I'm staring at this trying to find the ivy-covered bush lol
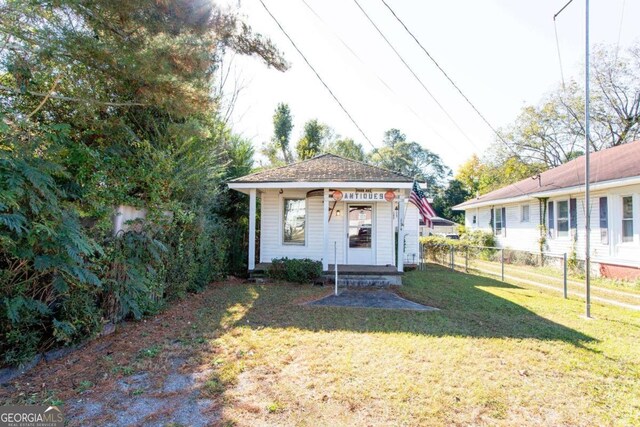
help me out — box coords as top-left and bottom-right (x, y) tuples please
(268, 258), (323, 284)
(420, 230), (498, 264)
(0, 0), (285, 367)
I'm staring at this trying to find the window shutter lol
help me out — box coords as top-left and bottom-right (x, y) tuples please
(599, 197), (608, 245)
(548, 201), (554, 237)
(502, 207), (506, 237)
(570, 198), (577, 241)
(490, 208), (494, 231)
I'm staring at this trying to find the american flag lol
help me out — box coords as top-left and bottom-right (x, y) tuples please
(409, 181), (436, 227)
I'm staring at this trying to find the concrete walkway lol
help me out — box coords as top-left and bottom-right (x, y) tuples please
(307, 289), (438, 311)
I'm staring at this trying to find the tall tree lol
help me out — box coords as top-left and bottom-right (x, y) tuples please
(268, 102), (294, 164)
(296, 119), (325, 160)
(0, 0), (286, 364)
(456, 153), (546, 195)
(500, 42), (640, 168)
(432, 179), (470, 224)
(325, 137), (365, 161)
(369, 128), (450, 193)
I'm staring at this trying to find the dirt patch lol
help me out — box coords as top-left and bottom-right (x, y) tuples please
(0, 278), (248, 424)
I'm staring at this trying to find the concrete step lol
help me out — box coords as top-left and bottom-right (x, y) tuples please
(323, 274), (402, 287)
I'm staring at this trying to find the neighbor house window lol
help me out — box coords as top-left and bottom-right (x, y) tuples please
(521, 205), (530, 222)
(494, 208), (503, 235)
(472, 215), (477, 225)
(283, 198), (305, 245)
(622, 196), (634, 243)
(557, 200), (569, 237)
(599, 197), (608, 245)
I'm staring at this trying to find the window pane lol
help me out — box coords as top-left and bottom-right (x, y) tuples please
(622, 197), (633, 242)
(557, 201), (569, 236)
(495, 208), (502, 235)
(283, 199), (305, 244)
(521, 205), (529, 222)
(623, 196), (633, 219)
(349, 206), (372, 248)
(599, 197), (608, 245)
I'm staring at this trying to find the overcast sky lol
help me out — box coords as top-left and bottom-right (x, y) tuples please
(217, 0), (639, 173)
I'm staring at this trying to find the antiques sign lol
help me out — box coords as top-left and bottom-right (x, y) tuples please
(332, 190), (396, 202)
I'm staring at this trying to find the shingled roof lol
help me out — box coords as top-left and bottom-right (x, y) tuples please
(230, 153), (414, 183)
(455, 141), (640, 209)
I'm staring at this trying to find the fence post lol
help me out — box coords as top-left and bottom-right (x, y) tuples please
(450, 245), (454, 271)
(465, 247), (469, 273)
(501, 249), (505, 281)
(563, 252), (568, 299)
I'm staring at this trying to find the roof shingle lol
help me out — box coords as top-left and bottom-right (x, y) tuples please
(230, 153), (414, 183)
(455, 141), (640, 209)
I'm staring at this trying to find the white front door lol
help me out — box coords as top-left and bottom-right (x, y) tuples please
(347, 204), (374, 264)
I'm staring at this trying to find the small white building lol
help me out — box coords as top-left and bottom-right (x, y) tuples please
(228, 154), (421, 278)
(453, 141), (640, 280)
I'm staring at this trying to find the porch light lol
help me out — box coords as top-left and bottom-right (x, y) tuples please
(336, 209), (341, 217)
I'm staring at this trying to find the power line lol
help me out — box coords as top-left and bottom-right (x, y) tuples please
(377, 0), (532, 197)
(299, 0), (452, 146)
(352, 0), (479, 151)
(553, 0), (575, 20)
(379, 0), (524, 160)
(257, 0), (378, 154)
(614, 0), (626, 63)
(553, 18), (567, 90)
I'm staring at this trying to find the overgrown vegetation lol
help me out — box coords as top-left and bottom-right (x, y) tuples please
(0, 0), (285, 366)
(420, 231), (497, 263)
(267, 258), (323, 284)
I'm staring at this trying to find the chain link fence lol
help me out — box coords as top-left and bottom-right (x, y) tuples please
(420, 243), (571, 299)
(418, 242), (640, 310)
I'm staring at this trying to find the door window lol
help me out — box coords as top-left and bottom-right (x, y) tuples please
(348, 205), (372, 248)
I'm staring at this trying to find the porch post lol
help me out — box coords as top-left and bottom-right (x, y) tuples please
(323, 188), (329, 271)
(397, 195), (405, 272)
(248, 188), (256, 271)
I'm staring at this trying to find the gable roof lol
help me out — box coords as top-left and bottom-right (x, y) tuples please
(229, 153), (414, 184)
(454, 141), (640, 210)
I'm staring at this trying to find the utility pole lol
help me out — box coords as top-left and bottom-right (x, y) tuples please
(584, 0), (591, 318)
(554, 0), (591, 318)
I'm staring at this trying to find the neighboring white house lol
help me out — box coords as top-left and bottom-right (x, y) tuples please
(453, 141), (640, 280)
(228, 154), (421, 274)
(419, 216), (460, 237)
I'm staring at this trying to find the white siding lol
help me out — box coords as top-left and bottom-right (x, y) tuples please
(259, 188), (408, 267)
(328, 201), (346, 265)
(260, 189), (323, 263)
(403, 203), (420, 263)
(376, 202), (394, 265)
(460, 182), (640, 268)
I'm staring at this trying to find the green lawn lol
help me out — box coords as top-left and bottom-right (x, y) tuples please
(195, 265), (640, 425)
(4, 265), (639, 426)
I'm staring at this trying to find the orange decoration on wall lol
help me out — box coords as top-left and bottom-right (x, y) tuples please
(384, 190), (396, 202)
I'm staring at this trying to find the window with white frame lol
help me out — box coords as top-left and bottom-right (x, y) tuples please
(622, 196), (634, 243)
(521, 205), (530, 222)
(556, 200), (569, 237)
(494, 208), (503, 235)
(472, 215), (477, 225)
(283, 198), (305, 245)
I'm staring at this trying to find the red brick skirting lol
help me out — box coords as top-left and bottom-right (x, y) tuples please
(599, 263), (640, 281)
